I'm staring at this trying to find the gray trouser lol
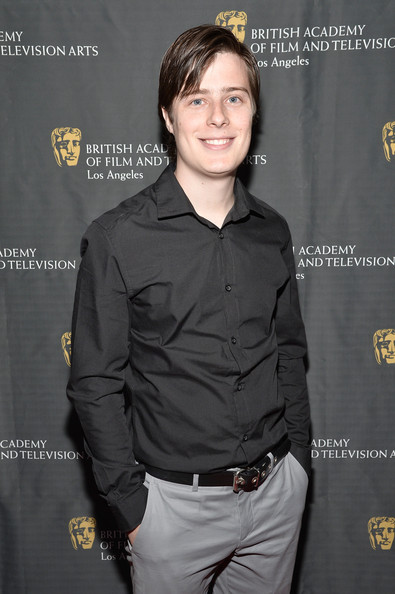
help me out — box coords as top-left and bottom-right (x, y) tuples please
(129, 452), (308, 594)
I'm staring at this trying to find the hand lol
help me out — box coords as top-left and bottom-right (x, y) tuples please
(127, 525), (141, 546)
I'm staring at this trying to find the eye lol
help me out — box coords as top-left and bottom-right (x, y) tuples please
(191, 98), (204, 106)
(228, 96), (241, 104)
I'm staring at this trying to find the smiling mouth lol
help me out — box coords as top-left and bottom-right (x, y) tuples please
(202, 138), (232, 147)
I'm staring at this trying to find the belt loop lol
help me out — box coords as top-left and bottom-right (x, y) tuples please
(192, 473), (199, 492)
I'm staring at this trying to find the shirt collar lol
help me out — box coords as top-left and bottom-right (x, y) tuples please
(155, 165), (266, 222)
(155, 165), (195, 219)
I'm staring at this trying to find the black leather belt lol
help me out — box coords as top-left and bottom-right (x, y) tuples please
(145, 437), (290, 493)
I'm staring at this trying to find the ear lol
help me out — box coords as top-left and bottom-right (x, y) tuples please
(161, 107), (174, 135)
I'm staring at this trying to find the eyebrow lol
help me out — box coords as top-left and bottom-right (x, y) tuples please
(185, 86), (250, 96)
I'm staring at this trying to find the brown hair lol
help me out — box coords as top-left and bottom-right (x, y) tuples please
(158, 24), (260, 160)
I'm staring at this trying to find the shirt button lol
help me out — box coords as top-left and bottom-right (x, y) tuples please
(243, 435), (248, 441)
(231, 336), (237, 344)
(225, 284), (232, 292)
(218, 232), (224, 239)
(237, 383), (244, 391)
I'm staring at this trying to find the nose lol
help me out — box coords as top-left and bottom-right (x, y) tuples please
(207, 100), (229, 127)
(67, 141), (75, 154)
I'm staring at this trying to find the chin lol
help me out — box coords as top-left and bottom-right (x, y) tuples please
(205, 167), (237, 178)
(204, 159), (240, 174)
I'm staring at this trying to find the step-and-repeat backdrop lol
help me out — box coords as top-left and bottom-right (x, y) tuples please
(1, 1), (394, 592)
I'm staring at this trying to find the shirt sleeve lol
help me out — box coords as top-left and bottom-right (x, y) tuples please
(66, 221), (147, 532)
(276, 224), (311, 475)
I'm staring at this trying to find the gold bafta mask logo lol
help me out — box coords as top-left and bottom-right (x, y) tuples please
(61, 332), (72, 367)
(382, 122), (395, 162)
(368, 517), (395, 551)
(69, 516), (96, 550)
(373, 329), (395, 365)
(215, 11), (247, 43)
(51, 127), (82, 167)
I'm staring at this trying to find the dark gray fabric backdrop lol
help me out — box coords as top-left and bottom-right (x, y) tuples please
(1, 1), (394, 592)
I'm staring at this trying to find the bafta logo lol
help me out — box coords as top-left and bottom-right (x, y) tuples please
(215, 11), (247, 43)
(373, 329), (395, 365)
(368, 517), (395, 551)
(69, 516), (96, 550)
(61, 332), (72, 367)
(51, 127), (82, 167)
(382, 121), (395, 162)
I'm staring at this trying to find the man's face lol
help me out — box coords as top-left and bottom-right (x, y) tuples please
(373, 521), (395, 550)
(225, 17), (246, 43)
(163, 52), (253, 184)
(56, 132), (81, 166)
(378, 333), (395, 364)
(74, 520), (95, 549)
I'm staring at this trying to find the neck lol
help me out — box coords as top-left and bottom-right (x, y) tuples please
(174, 166), (236, 228)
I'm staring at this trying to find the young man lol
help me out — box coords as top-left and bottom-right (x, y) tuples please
(67, 25), (310, 593)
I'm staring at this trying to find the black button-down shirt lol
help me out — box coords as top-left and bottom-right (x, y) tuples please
(67, 165), (310, 531)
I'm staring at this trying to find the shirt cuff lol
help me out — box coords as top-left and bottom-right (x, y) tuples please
(107, 483), (148, 532)
(290, 442), (312, 477)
